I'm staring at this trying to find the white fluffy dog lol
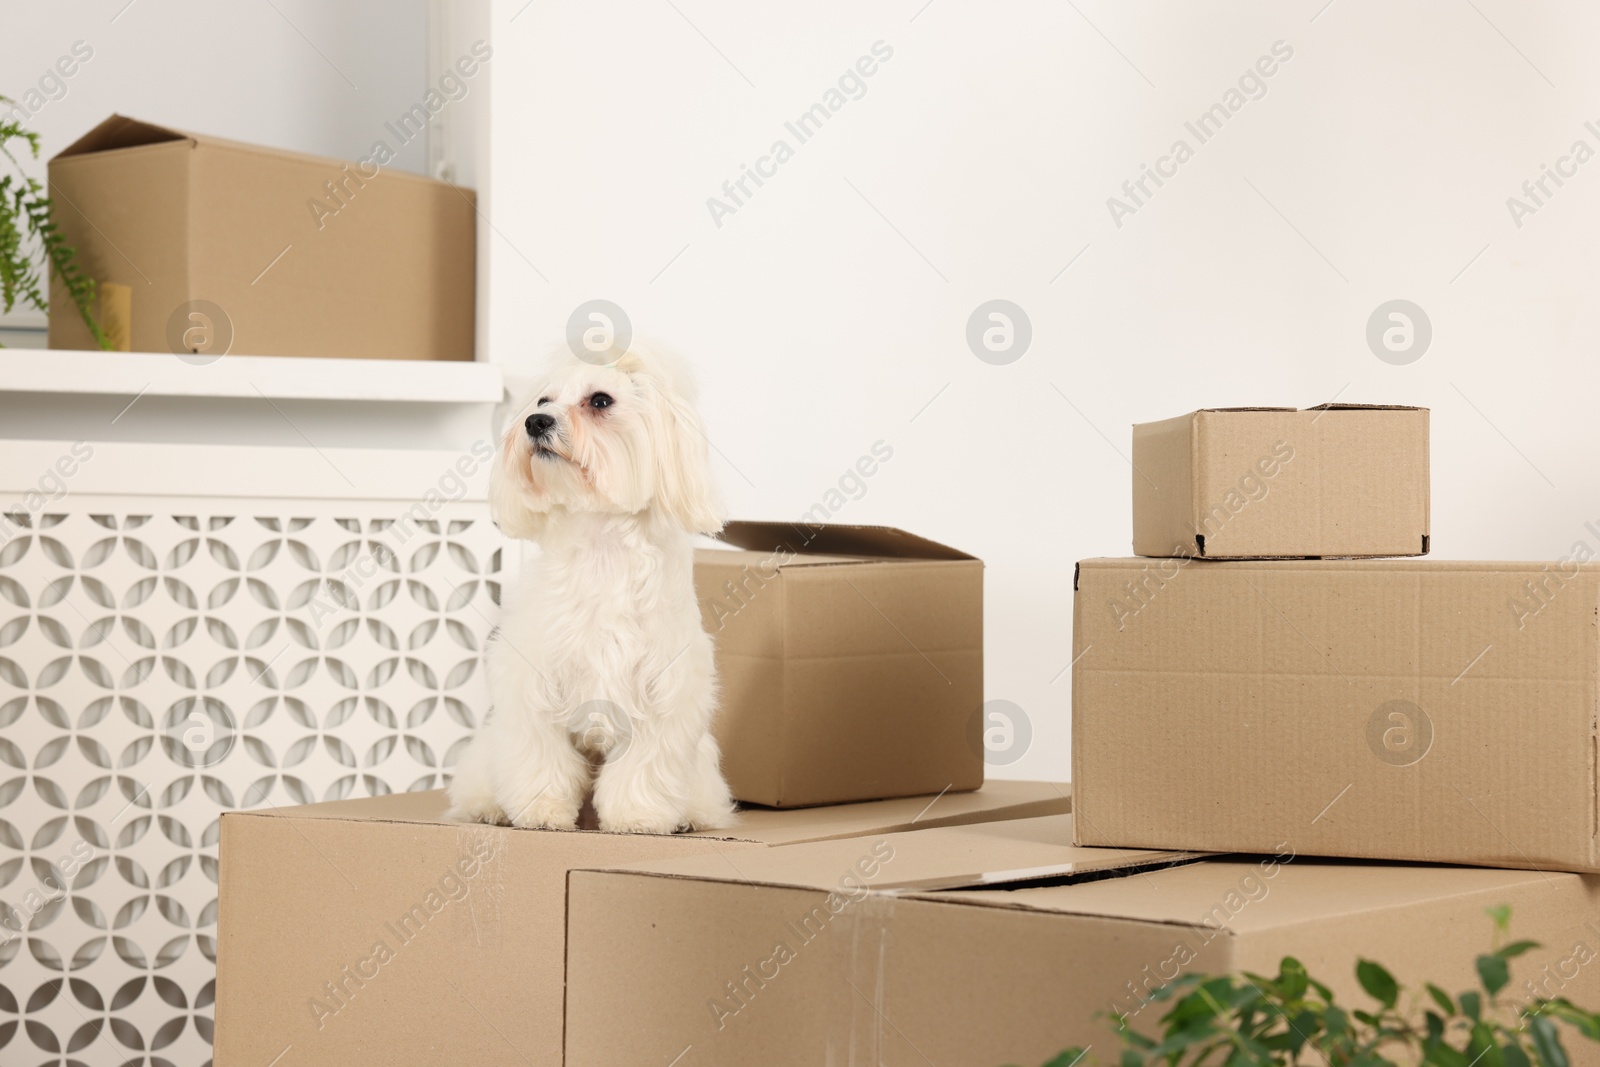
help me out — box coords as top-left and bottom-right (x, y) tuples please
(446, 344), (735, 834)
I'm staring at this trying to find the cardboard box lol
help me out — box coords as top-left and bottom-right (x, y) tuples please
(48, 114), (475, 361)
(213, 781), (1069, 1066)
(1132, 405), (1429, 559)
(1074, 557), (1600, 871)
(695, 521), (983, 807)
(567, 813), (1600, 1066)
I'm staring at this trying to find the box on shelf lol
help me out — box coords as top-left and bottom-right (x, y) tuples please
(1074, 557), (1600, 871)
(566, 812), (1600, 1066)
(48, 114), (475, 361)
(1132, 405), (1429, 559)
(695, 521), (984, 807)
(213, 782), (1070, 1066)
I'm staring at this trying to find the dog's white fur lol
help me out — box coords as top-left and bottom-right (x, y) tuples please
(446, 344), (735, 834)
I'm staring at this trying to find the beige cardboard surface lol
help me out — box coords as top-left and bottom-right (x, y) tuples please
(1074, 557), (1600, 870)
(1132, 406), (1429, 559)
(566, 816), (1600, 1067)
(48, 114), (475, 361)
(696, 521), (984, 807)
(213, 781), (1070, 1066)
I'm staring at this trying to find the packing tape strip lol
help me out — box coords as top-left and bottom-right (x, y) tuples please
(831, 889), (900, 1066)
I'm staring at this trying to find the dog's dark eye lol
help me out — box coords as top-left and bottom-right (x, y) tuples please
(589, 392), (613, 410)
(536, 397), (550, 407)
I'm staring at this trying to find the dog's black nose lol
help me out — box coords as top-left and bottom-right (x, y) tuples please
(525, 413), (555, 439)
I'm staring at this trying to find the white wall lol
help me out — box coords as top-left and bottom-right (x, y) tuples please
(0, 0), (431, 336)
(485, 0), (1600, 782)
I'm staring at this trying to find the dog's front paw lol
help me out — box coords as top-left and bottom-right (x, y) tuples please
(447, 798), (508, 825)
(597, 801), (685, 835)
(682, 805), (736, 832)
(506, 791), (581, 830)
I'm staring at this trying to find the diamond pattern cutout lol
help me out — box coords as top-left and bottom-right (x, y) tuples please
(0, 509), (500, 1065)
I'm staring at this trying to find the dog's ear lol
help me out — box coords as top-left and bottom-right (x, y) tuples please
(622, 349), (725, 535)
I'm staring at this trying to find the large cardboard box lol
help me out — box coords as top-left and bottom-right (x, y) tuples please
(1132, 405), (1429, 559)
(695, 521), (983, 807)
(567, 813), (1600, 1066)
(48, 114), (475, 360)
(213, 781), (1069, 1066)
(1074, 557), (1600, 871)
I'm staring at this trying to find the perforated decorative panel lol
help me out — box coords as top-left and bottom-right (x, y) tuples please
(0, 500), (501, 1066)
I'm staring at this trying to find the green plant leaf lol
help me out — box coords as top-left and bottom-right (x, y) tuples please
(1149, 1022), (1223, 1060)
(1423, 1044), (1473, 1067)
(1470, 1022), (1507, 1067)
(1498, 940), (1542, 961)
(1478, 955), (1511, 997)
(1278, 957), (1310, 1002)
(1357, 960), (1400, 1009)
(1122, 1028), (1156, 1051)
(1487, 905), (1512, 932)
(1540, 999), (1600, 1041)
(1427, 984), (1456, 1016)
(1504, 1042), (1532, 1067)
(1285, 1009), (1322, 1055)
(1529, 1016), (1569, 1067)
(1462, 992), (1483, 1021)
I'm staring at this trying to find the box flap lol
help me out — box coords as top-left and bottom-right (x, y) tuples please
(924, 858), (1563, 932)
(584, 813), (1196, 891)
(696, 546), (878, 569)
(1304, 403), (1427, 412)
(1197, 406), (1297, 413)
(53, 114), (192, 159)
(1196, 405), (1428, 413)
(223, 780), (1071, 846)
(716, 520), (974, 562)
(52, 113), (453, 186)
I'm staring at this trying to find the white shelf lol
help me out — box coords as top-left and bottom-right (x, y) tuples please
(0, 348), (504, 404)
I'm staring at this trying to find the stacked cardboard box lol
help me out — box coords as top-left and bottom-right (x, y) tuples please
(1076, 403), (1600, 873)
(217, 409), (1600, 1065)
(554, 403), (1600, 1065)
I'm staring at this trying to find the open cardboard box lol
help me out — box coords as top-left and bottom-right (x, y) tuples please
(1132, 405), (1429, 559)
(696, 521), (984, 807)
(213, 781), (1070, 1066)
(566, 813), (1600, 1066)
(48, 114), (475, 360)
(1075, 557), (1600, 871)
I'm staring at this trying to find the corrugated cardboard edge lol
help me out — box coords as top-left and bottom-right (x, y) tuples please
(1420, 407), (1432, 552)
(217, 780), (1070, 845)
(1130, 414), (1195, 558)
(715, 520), (976, 562)
(52, 112), (463, 190)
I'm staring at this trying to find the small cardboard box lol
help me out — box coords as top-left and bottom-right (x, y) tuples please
(1132, 405), (1429, 559)
(48, 114), (475, 360)
(213, 781), (1069, 1066)
(1074, 557), (1600, 871)
(566, 813), (1600, 1067)
(695, 521), (983, 807)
